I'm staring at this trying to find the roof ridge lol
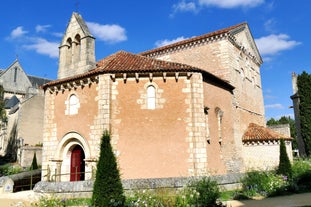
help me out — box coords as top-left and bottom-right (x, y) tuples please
(140, 22), (247, 56)
(43, 50), (234, 91)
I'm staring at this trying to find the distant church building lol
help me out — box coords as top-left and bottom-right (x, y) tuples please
(41, 13), (292, 183)
(0, 60), (50, 166)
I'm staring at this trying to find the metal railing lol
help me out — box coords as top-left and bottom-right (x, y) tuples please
(11, 170), (41, 192)
(46, 168), (94, 182)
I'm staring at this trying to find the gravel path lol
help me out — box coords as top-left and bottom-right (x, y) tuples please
(0, 190), (41, 207)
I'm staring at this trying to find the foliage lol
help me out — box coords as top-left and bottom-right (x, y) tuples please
(31, 196), (68, 207)
(31, 196), (91, 207)
(0, 85), (7, 122)
(277, 139), (292, 178)
(266, 116), (297, 148)
(126, 178), (221, 207)
(91, 130), (125, 207)
(175, 177), (222, 207)
(240, 171), (289, 197)
(290, 158), (311, 192)
(31, 152), (39, 170)
(126, 190), (166, 207)
(297, 71), (311, 156)
(0, 164), (23, 176)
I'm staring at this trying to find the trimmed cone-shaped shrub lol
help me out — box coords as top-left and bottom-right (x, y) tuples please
(277, 139), (292, 178)
(92, 130), (125, 207)
(31, 152), (38, 170)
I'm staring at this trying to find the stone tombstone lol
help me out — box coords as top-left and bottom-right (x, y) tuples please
(0, 177), (14, 193)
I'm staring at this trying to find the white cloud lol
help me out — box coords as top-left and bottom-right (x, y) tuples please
(36, 25), (51, 33)
(265, 103), (284, 109)
(23, 38), (59, 58)
(264, 19), (277, 33)
(155, 36), (188, 47)
(10, 26), (28, 39)
(198, 0), (264, 8)
(86, 22), (127, 44)
(255, 34), (301, 56)
(171, 0), (199, 16)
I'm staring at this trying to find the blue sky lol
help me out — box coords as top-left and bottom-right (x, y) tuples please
(0, 0), (310, 121)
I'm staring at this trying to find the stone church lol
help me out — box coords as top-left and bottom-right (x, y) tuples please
(41, 13), (292, 183)
(0, 60), (50, 166)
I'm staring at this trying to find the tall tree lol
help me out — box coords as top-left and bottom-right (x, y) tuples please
(31, 152), (38, 170)
(277, 139), (292, 178)
(297, 71), (311, 156)
(92, 130), (125, 207)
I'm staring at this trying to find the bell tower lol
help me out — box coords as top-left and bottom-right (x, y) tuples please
(58, 12), (96, 79)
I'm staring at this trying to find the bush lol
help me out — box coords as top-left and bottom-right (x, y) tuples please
(91, 130), (125, 207)
(31, 196), (67, 207)
(290, 159), (311, 192)
(240, 171), (288, 197)
(0, 164), (23, 176)
(126, 190), (166, 207)
(175, 177), (221, 207)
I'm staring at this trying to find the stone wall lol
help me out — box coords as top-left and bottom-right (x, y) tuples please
(18, 94), (45, 146)
(33, 173), (244, 197)
(243, 140), (293, 171)
(268, 124), (291, 137)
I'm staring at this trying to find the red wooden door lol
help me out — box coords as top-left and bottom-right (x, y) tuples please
(70, 145), (85, 181)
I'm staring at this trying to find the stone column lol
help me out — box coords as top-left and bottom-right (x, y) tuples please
(51, 160), (62, 182)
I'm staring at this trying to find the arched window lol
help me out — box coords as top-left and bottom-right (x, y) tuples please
(73, 34), (81, 62)
(215, 107), (224, 143)
(66, 38), (73, 66)
(68, 94), (79, 115)
(147, 85), (156, 109)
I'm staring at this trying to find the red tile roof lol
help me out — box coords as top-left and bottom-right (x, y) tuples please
(96, 50), (199, 72)
(140, 22), (247, 56)
(242, 123), (292, 142)
(43, 51), (234, 90)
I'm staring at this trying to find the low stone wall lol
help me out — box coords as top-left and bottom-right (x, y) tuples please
(0, 169), (41, 193)
(33, 173), (244, 198)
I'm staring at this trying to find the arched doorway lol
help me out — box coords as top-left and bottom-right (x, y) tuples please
(70, 145), (85, 181)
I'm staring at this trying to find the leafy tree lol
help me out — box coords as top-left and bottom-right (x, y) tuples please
(266, 116), (297, 148)
(0, 85), (7, 122)
(92, 130), (125, 207)
(297, 71), (311, 155)
(266, 118), (278, 126)
(277, 139), (292, 178)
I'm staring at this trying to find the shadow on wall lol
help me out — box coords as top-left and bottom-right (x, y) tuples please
(0, 121), (18, 164)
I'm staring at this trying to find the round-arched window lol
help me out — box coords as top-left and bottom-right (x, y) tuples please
(147, 85), (156, 110)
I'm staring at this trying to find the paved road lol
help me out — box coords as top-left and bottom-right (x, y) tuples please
(226, 192), (311, 207)
(1, 191), (311, 207)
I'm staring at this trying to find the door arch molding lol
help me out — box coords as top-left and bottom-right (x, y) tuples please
(55, 132), (91, 161)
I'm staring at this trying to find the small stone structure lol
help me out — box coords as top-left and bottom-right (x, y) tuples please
(0, 176), (14, 193)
